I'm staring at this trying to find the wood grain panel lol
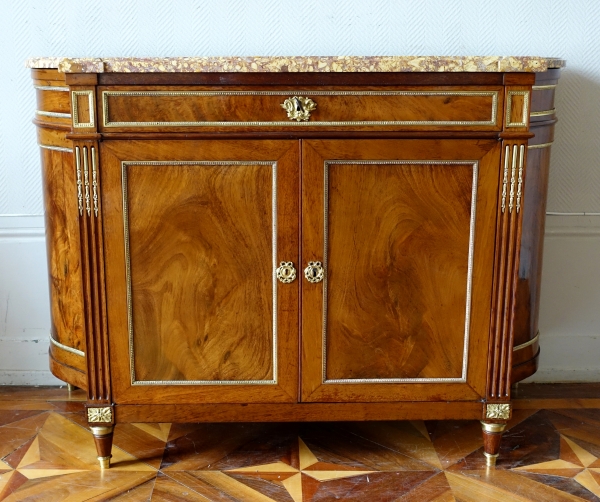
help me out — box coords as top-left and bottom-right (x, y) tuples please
(325, 161), (474, 381)
(301, 140), (500, 403)
(102, 140), (298, 404)
(125, 161), (275, 382)
(99, 86), (502, 132)
(40, 148), (86, 355)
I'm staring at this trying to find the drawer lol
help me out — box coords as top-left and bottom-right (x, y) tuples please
(99, 86), (503, 132)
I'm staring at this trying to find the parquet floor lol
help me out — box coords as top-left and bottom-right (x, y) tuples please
(1, 386), (600, 501)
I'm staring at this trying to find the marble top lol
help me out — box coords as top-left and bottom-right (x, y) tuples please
(26, 56), (566, 73)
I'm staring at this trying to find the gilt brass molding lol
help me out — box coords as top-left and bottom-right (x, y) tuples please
(528, 141), (553, 150)
(530, 108), (556, 117)
(513, 331), (540, 352)
(72, 90), (95, 128)
(35, 110), (71, 119)
(486, 403), (511, 419)
(506, 90), (530, 128)
(38, 144), (72, 153)
(102, 90), (498, 128)
(49, 334), (85, 357)
(87, 407), (113, 423)
(33, 85), (69, 92)
(122, 160), (279, 386)
(532, 84), (557, 90)
(321, 160), (478, 385)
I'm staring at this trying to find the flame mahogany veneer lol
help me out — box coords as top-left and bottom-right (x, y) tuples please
(30, 59), (562, 468)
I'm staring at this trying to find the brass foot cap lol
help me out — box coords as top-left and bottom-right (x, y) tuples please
(67, 384), (77, 392)
(484, 452), (498, 467)
(98, 456), (111, 469)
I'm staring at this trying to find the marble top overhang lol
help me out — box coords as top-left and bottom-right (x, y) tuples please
(26, 56), (566, 74)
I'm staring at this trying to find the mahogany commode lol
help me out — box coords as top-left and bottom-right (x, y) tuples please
(27, 55), (565, 469)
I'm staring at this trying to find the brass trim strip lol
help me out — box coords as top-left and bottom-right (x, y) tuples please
(516, 145), (524, 213)
(72, 90), (95, 128)
(506, 90), (530, 128)
(532, 84), (557, 90)
(513, 331), (540, 352)
(528, 142), (553, 150)
(36, 110), (71, 119)
(122, 160), (278, 386)
(83, 147), (91, 216)
(102, 90), (499, 128)
(530, 108), (556, 117)
(322, 160), (478, 385)
(34, 85), (69, 92)
(49, 334), (85, 357)
(38, 143), (72, 153)
(91, 147), (99, 217)
(509, 145), (517, 212)
(501, 145), (509, 213)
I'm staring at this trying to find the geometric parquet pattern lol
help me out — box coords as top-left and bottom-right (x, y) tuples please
(1, 388), (600, 501)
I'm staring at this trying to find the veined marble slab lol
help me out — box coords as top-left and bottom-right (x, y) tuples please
(26, 56), (565, 73)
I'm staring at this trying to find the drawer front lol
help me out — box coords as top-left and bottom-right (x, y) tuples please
(100, 87), (503, 132)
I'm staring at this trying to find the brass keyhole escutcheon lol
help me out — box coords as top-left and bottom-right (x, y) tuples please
(281, 96), (317, 121)
(276, 261), (297, 283)
(304, 261), (324, 283)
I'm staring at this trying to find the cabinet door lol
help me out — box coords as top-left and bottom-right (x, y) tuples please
(301, 139), (500, 402)
(101, 140), (299, 404)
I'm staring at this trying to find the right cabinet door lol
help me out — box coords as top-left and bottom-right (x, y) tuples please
(301, 139), (501, 402)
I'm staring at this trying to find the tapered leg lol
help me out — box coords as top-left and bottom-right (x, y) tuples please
(90, 425), (114, 469)
(481, 421), (506, 467)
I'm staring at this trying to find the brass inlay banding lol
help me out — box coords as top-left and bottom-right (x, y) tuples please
(38, 144), (72, 153)
(102, 90), (499, 128)
(91, 147), (99, 217)
(530, 108), (556, 117)
(516, 145), (524, 213)
(83, 147), (91, 216)
(501, 145), (509, 213)
(513, 331), (540, 352)
(34, 85), (69, 92)
(35, 110), (71, 119)
(49, 334), (85, 357)
(505, 90), (530, 128)
(72, 90), (95, 128)
(322, 160), (478, 384)
(532, 84), (557, 90)
(75, 147), (83, 216)
(528, 142), (553, 150)
(509, 145), (517, 213)
(122, 160), (278, 386)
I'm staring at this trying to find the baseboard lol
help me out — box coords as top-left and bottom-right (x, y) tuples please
(0, 370), (63, 386)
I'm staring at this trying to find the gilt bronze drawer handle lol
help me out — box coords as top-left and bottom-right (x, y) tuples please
(276, 261), (297, 283)
(281, 96), (317, 121)
(304, 261), (324, 283)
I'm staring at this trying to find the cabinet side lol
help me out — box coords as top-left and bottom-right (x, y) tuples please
(511, 68), (561, 383)
(33, 68), (87, 389)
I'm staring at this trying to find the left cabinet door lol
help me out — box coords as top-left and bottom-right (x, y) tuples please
(101, 140), (299, 404)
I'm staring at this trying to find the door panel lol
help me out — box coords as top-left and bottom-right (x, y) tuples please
(103, 140), (299, 404)
(301, 140), (500, 402)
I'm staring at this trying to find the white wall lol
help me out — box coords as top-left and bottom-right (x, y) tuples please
(0, 0), (599, 384)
